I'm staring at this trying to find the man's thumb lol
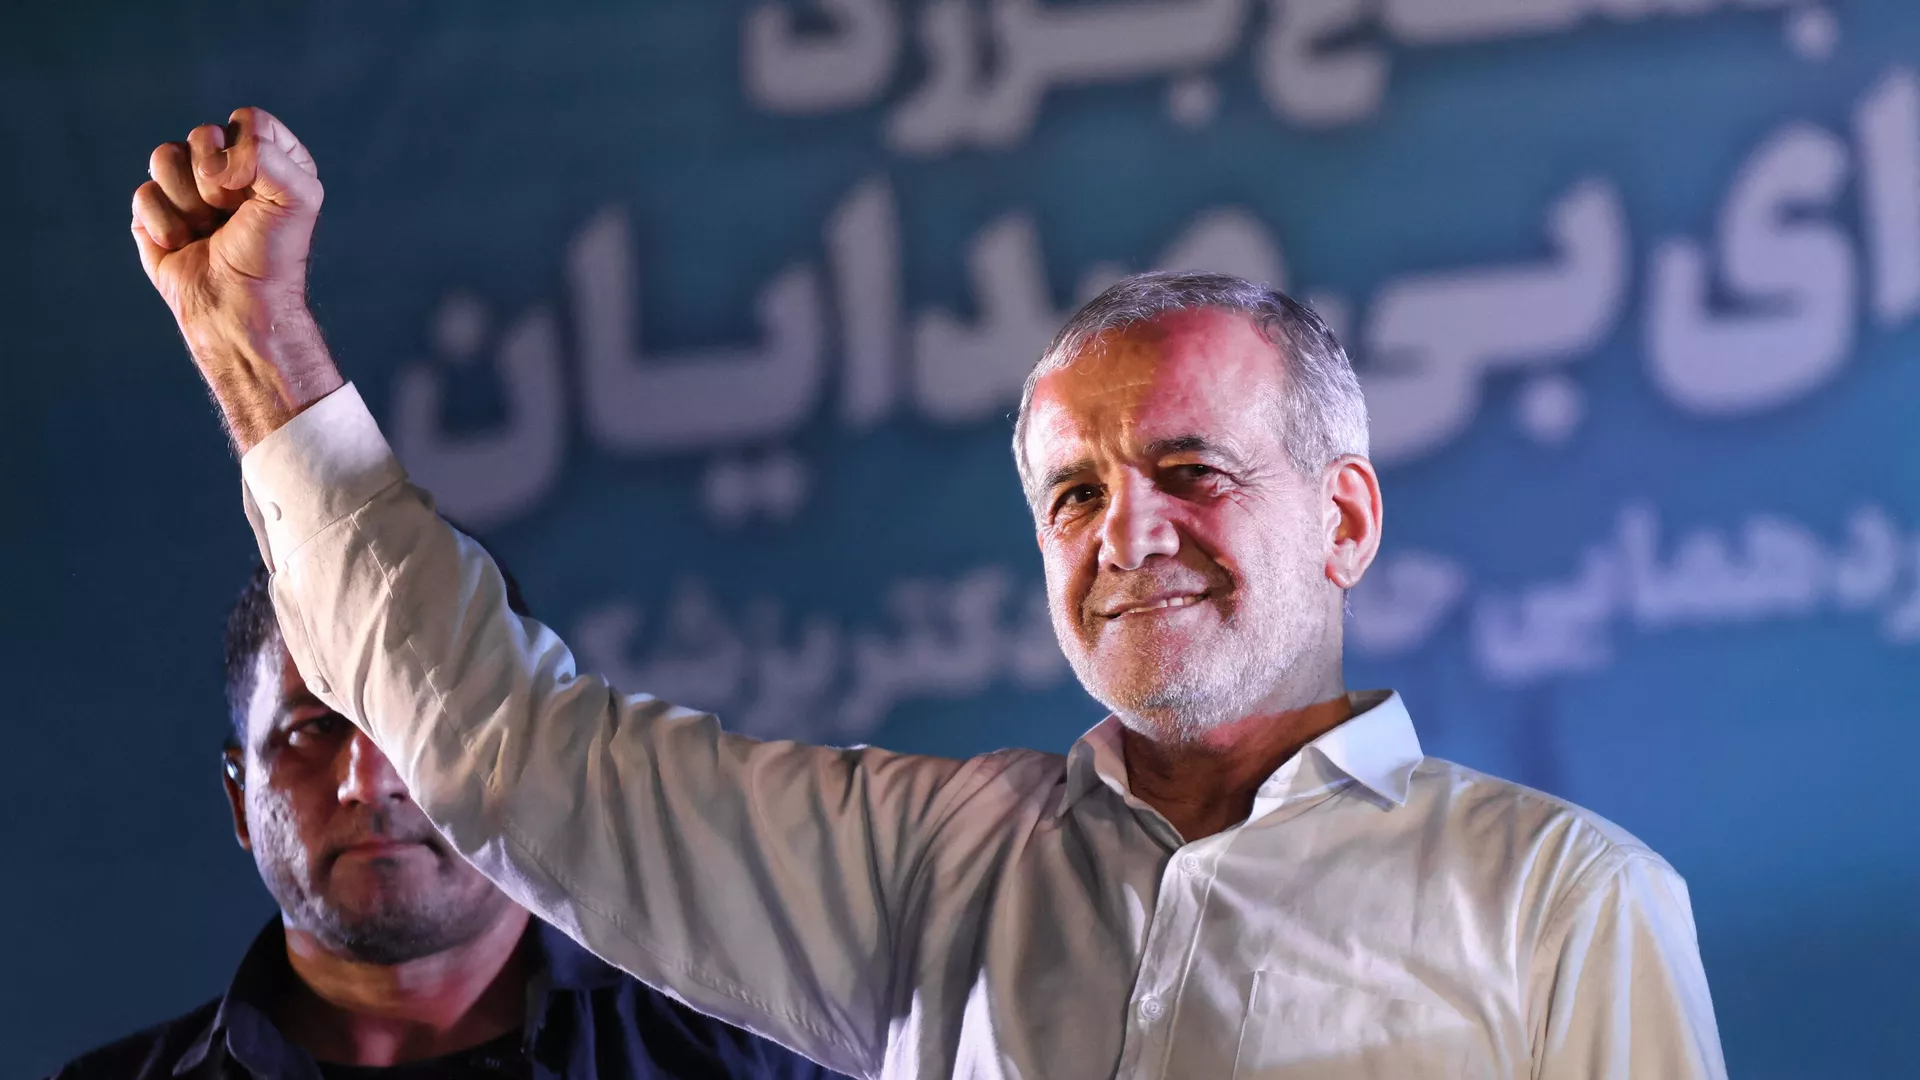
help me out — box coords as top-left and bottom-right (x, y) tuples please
(221, 108), (324, 214)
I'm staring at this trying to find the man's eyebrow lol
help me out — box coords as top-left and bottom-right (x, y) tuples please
(1040, 459), (1095, 494)
(1039, 437), (1250, 493)
(1147, 435), (1248, 468)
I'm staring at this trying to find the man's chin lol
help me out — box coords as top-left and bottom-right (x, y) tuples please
(1089, 643), (1213, 694)
(302, 895), (473, 963)
(1103, 644), (1278, 725)
(304, 869), (513, 962)
(1091, 674), (1228, 730)
(318, 887), (440, 929)
(330, 919), (456, 965)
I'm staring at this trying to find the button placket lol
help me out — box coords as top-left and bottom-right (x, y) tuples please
(1115, 848), (1211, 1077)
(1134, 843), (1224, 1074)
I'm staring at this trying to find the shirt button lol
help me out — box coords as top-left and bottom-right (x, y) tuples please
(1138, 995), (1165, 1021)
(266, 501), (283, 521)
(1179, 854), (1203, 875)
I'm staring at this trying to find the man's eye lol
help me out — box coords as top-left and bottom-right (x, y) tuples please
(288, 713), (346, 744)
(1052, 484), (1101, 515)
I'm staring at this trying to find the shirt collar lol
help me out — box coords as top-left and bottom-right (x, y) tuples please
(1303, 690), (1422, 806)
(1060, 716), (1129, 815)
(172, 918), (310, 1078)
(171, 915), (618, 1076)
(1058, 689), (1423, 817)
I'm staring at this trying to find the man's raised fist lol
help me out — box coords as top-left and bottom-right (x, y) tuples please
(132, 106), (321, 328)
(131, 107), (340, 451)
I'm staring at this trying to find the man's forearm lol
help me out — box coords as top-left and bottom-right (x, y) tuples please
(184, 300), (343, 454)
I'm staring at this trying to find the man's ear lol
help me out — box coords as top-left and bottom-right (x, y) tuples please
(1323, 455), (1384, 590)
(222, 748), (252, 852)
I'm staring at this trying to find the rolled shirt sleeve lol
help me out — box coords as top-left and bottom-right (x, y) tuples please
(1528, 847), (1728, 1080)
(239, 385), (965, 1078)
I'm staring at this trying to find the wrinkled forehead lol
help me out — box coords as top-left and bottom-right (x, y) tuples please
(1025, 308), (1284, 469)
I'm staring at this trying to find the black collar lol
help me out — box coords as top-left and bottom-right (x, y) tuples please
(171, 915), (623, 1076)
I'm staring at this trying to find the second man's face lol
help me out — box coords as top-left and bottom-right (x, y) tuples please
(230, 641), (514, 963)
(1024, 309), (1342, 737)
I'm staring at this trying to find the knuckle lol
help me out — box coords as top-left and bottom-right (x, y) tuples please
(149, 142), (185, 173)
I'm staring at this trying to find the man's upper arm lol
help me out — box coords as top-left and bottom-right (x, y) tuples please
(1529, 848), (1728, 1080)
(239, 385), (974, 1077)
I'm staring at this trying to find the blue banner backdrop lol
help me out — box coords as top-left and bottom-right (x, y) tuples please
(3, 2), (1916, 1075)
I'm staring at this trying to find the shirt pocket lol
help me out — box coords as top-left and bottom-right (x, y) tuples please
(1230, 971), (1488, 1080)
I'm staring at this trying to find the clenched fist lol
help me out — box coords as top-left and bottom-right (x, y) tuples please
(132, 107), (342, 452)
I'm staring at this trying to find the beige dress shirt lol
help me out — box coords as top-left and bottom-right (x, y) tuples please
(238, 384), (1727, 1079)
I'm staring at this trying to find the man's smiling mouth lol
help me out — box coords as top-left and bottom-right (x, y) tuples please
(1105, 592), (1210, 618)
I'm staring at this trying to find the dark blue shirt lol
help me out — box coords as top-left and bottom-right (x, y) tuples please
(48, 918), (846, 1080)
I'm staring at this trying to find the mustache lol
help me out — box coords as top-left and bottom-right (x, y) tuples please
(320, 807), (448, 867)
(1084, 563), (1234, 616)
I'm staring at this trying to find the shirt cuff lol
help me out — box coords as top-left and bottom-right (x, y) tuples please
(240, 383), (408, 569)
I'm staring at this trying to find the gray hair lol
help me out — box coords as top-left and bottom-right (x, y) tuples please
(1012, 271), (1369, 507)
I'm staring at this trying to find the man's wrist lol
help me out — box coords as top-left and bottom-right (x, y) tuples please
(184, 299), (344, 453)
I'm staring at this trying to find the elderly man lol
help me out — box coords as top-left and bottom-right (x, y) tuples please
(52, 562), (844, 1079)
(130, 108), (1726, 1079)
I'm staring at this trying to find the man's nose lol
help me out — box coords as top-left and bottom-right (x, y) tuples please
(337, 729), (410, 806)
(1098, 472), (1181, 571)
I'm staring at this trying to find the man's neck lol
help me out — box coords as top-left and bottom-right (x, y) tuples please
(1121, 690), (1355, 843)
(278, 905), (533, 1067)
